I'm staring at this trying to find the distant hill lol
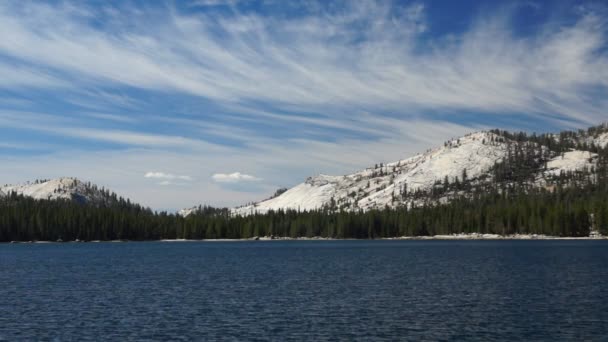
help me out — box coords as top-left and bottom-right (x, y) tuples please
(0, 177), (120, 206)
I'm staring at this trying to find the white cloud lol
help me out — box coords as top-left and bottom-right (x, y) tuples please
(189, 0), (241, 7)
(0, 111), (222, 150)
(0, 63), (67, 88)
(212, 172), (261, 183)
(85, 112), (137, 123)
(0, 1), (605, 125)
(144, 172), (193, 181)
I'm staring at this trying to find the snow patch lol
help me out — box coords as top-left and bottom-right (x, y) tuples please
(594, 132), (608, 148)
(544, 150), (596, 176)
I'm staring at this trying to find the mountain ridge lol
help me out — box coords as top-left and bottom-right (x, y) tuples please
(182, 124), (608, 216)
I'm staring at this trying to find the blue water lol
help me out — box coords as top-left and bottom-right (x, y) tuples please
(1, 240), (608, 341)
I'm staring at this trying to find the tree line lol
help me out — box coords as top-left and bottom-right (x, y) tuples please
(1, 181), (606, 242)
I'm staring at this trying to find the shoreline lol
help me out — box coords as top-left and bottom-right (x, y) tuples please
(3, 233), (607, 244)
(383, 233), (607, 240)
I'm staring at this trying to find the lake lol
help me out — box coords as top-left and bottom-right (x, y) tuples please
(1, 240), (607, 341)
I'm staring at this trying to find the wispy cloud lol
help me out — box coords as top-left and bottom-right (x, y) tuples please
(212, 172), (261, 183)
(0, 1), (606, 125)
(189, 0), (242, 7)
(0, 63), (67, 88)
(144, 172), (193, 181)
(85, 112), (137, 123)
(0, 110), (222, 149)
(144, 171), (194, 187)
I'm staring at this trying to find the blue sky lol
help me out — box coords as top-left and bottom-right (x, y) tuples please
(1, 0), (607, 211)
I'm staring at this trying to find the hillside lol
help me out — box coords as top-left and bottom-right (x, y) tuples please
(233, 132), (505, 215)
(216, 124), (608, 216)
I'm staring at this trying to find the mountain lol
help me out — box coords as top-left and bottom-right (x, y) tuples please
(188, 124), (607, 217)
(234, 132), (505, 215)
(0, 177), (117, 205)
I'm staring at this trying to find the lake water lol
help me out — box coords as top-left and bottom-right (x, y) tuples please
(1, 240), (608, 341)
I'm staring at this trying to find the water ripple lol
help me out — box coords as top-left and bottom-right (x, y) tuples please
(1, 240), (608, 341)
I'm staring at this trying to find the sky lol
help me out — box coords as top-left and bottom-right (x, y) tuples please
(1, 0), (607, 211)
